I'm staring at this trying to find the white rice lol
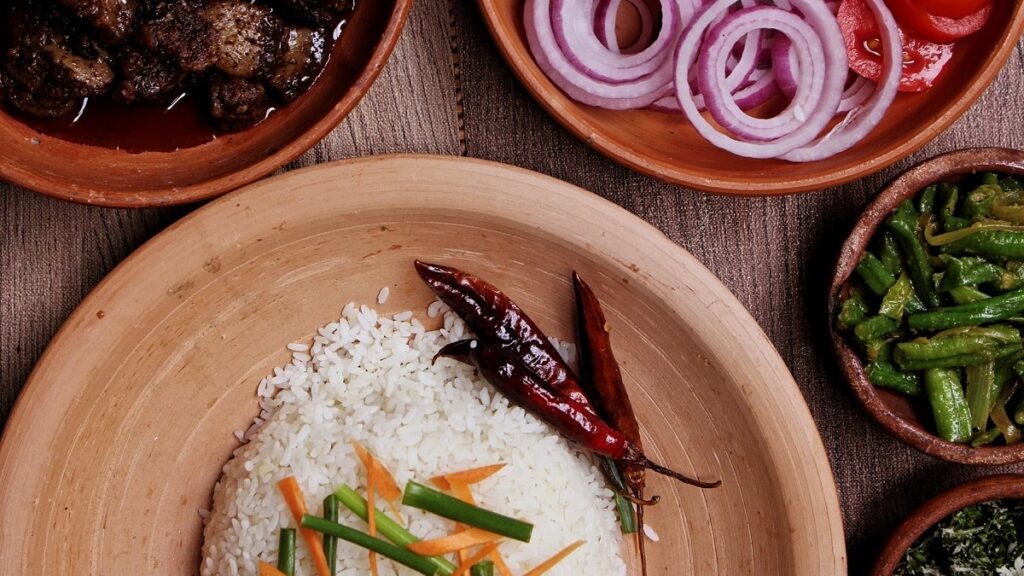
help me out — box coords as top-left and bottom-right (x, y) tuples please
(201, 301), (625, 576)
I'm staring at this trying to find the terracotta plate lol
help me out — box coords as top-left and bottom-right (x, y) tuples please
(0, 0), (411, 207)
(0, 155), (844, 574)
(477, 0), (1024, 195)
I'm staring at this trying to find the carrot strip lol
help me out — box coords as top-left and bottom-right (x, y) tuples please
(258, 560), (287, 576)
(367, 462), (379, 576)
(489, 549), (514, 576)
(450, 542), (502, 576)
(351, 441), (402, 502)
(406, 528), (502, 555)
(276, 477), (331, 576)
(430, 463), (506, 491)
(523, 541), (586, 576)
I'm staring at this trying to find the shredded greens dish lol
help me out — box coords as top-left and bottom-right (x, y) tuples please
(896, 500), (1024, 576)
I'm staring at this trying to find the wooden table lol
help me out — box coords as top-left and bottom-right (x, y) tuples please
(2, 2), (1023, 572)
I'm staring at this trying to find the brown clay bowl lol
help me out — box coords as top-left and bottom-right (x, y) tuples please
(0, 0), (411, 208)
(872, 474), (1024, 575)
(477, 0), (1024, 195)
(829, 147), (1024, 465)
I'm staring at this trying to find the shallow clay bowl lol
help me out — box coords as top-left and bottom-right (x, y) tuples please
(478, 0), (1024, 195)
(872, 473), (1024, 575)
(0, 155), (845, 574)
(829, 147), (1024, 465)
(0, 0), (410, 208)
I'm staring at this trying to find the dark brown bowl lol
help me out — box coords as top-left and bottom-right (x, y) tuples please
(829, 147), (1024, 465)
(872, 474), (1024, 575)
(0, 0), (411, 208)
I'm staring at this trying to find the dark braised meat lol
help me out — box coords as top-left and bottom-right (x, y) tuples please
(1, 0), (352, 130)
(112, 45), (189, 104)
(208, 75), (272, 130)
(57, 0), (138, 41)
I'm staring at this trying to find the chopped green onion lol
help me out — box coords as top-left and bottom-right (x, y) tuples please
(323, 495), (339, 576)
(471, 560), (495, 576)
(333, 484), (455, 576)
(602, 458), (637, 534)
(301, 515), (440, 576)
(277, 528), (296, 576)
(402, 481), (534, 543)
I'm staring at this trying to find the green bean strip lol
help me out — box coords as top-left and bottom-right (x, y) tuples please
(837, 287), (870, 330)
(864, 340), (891, 363)
(278, 528), (296, 576)
(471, 561), (495, 576)
(878, 232), (905, 276)
(971, 427), (1002, 447)
(949, 285), (990, 304)
(301, 515), (440, 576)
(918, 184), (938, 214)
(965, 362), (997, 431)
(944, 230), (1024, 260)
(323, 495), (338, 576)
(333, 485), (456, 576)
(856, 253), (897, 296)
(961, 184), (999, 220)
(923, 368), (972, 443)
(402, 481), (534, 543)
(939, 257), (1004, 291)
(894, 335), (1020, 371)
(887, 201), (941, 307)
(854, 315), (899, 344)
(880, 273), (917, 320)
(907, 287), (1024, 331)
(866, 362), (921, 396)
(938, 182), (959, 220)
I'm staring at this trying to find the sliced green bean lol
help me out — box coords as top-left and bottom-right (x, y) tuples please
(333, 484), (455, 575)
(278, 528), (296, 576)
(878, 231), (906, 276)
(939, 256), (1003, 291)
(949, 285), (990, 304)
(887, 200), (941, 308)
(907, 286), (1024, 331)
(301, 515), (440, 576)
(918, 184), (938, 214)
(938, 182), (959, 220)
(880, 273), (917, 320)
(865, 339), (892, 363)
(856, 253), (897, 296)
(961, 184), (999, 220)
(837, 286), (870, 330)
(944, 230), (1024, 260)
(965, 362), (997, 431)
(403, 481), (533, 543)
(854, 315), (899, 344)
(866, 362), (921, 396)
(923, 368), (972, 443)
(971, 427), (1002, 447)
(894, 335), (1020, 371)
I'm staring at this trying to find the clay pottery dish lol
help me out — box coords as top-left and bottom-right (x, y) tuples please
(872, 473), (1024, 575)
(477, 0), (1024, 195)
(0, 0), (411, 207)
(0, 155), (845, 574)
(829, 147), (1024, 465)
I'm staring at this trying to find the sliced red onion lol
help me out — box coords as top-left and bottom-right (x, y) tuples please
(780, 0), (899, 161)
(732, 68), (780, 110)
(772, 36), (799, 99)
(679, 0), (846, 156)
(649, 95), (682, 113)
(551, 0), (684, 83)
(838, 76), (874, 113)
(524, 0), (674, 109)
(595, 0), (655, 54)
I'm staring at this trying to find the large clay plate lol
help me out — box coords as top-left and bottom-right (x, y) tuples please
(476, 0), (1024, 195)
(0, 155), (845, 574)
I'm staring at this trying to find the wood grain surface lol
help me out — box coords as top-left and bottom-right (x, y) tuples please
(1, 0), (1022, 572)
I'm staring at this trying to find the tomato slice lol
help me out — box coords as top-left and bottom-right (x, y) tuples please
(838, 0), (954, 93)
(886, 0), (993, 43)
(910, 0), (991, 19)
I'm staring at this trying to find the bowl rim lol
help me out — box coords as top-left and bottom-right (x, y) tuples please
(871, 473), (1024, 576)
(475, 0), (1024, 196)
(829, 147), (1024, 465)
(0, 0), (413, 208)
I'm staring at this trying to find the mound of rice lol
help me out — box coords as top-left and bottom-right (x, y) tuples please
(200, 301), (626, 575)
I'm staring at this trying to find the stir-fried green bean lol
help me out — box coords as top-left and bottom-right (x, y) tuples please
(838, 172), (1024, 445)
